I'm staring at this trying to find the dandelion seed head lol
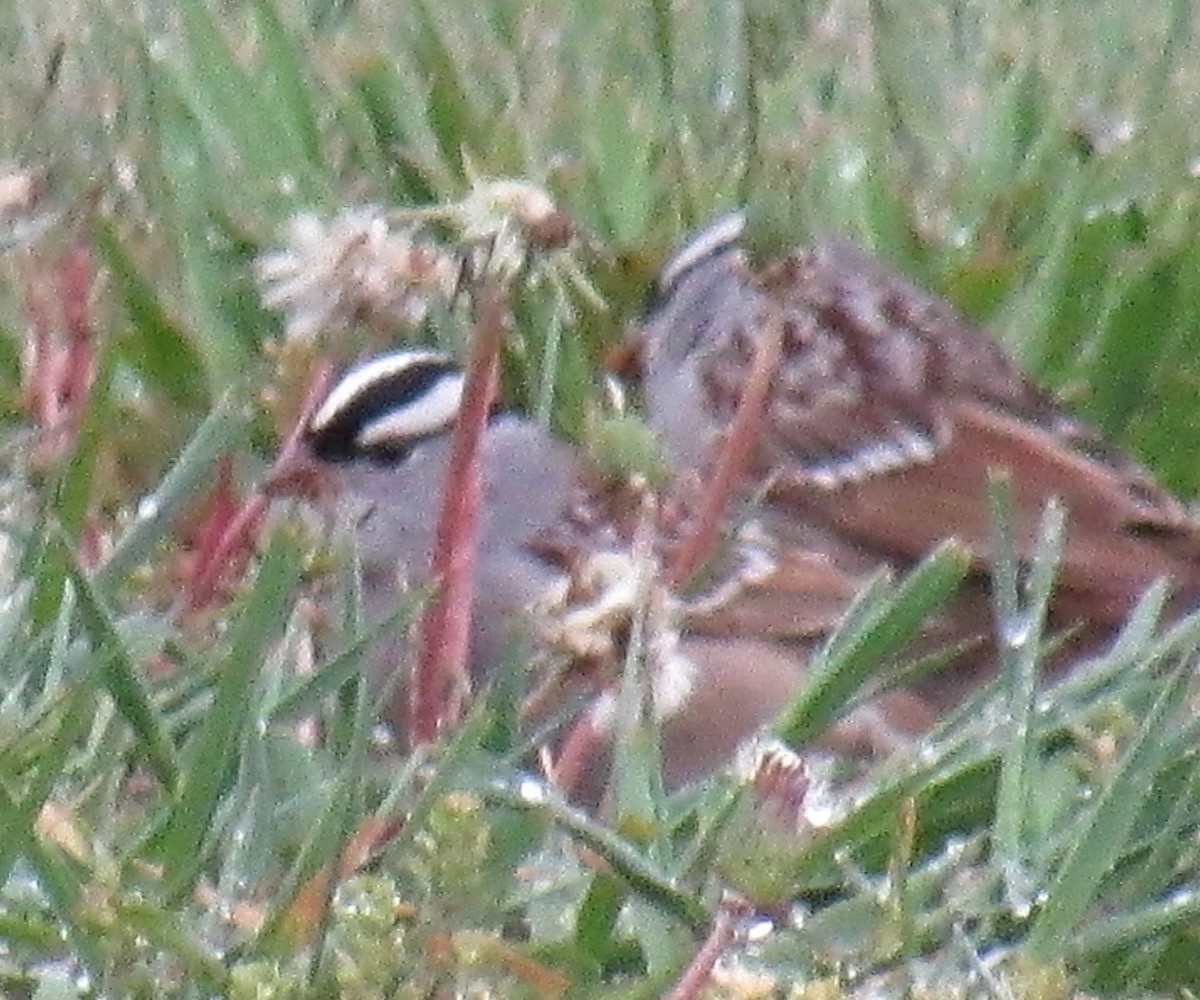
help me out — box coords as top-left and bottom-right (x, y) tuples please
(256, 206), (456, 342)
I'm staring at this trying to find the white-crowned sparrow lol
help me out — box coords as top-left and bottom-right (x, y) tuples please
(303, 349), (579, 737)
(302, 348), (925, 807)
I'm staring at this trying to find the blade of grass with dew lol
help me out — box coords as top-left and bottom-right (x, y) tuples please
(1072, 885), (1200, 963)
(151, 529), (304, 896)
(803, 833), (992, 960)
(795, 752), (1001, 891)
(776, 539), (970, 747)
(64, 540), (179, 791)
(990, 481), (1066, 916)
(1026, 650), (1194, 958)
(484, 777), (709, 934)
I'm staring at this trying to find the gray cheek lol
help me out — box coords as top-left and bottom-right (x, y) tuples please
(641, 264), (765, 475)
(328, 422), (580, 736)
(642, 367), (715, 473)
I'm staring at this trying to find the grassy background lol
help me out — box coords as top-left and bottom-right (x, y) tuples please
(2, 0), (1200, 996)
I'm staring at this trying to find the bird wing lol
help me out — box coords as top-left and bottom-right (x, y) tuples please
(685, 236), (1200, 628)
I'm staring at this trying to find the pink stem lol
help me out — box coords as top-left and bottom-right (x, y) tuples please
(662, 896), (752, 1000)
(60, 241), (96, 443)
(409, 281), (506, 745)
(187, 361), (334, 611)
(666, 315), (782, 588)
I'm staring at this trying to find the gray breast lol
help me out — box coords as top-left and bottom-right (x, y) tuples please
(335, 414), (577, 688)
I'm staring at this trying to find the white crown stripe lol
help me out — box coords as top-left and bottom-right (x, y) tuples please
(309, 349), (454, 433)
(658, 211), (747, 295)
(357, 371), (465, 447)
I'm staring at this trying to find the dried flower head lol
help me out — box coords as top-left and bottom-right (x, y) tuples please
(448, 178), (575, 284)
(536, 547), (696, 724)
(454, 178), (567, 243)
(256, 206), (456, 342)
(717, 742), (823, 907)
(743, 741), (811, 834)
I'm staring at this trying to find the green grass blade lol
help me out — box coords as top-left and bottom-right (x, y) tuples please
(93, 219), (210, 411)
(267, 592), (423, 723)
(152, 530), (303, 894)
(94, 393), (250, 593)
(1026, 654), (1193, 957)
(406, 0), (475, 182)
(991, 485), (1066, 915)
(1071, 884), (1200, 960)
(0, 685), (93, 887)
(65, 541), (179, 791)
(776, 540), (970, 746)
(484, 778), (709, 934)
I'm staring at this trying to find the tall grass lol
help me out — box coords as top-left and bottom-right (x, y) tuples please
(0, 0), (1199, 995)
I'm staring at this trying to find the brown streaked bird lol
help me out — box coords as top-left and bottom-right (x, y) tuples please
(639, 213), (1200, 709)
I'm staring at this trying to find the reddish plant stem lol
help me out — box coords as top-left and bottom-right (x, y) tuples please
(21, 241), (98, 464)
(186, 360), (334, 611)
(550, 711), (606, 801)
(409, 281), (506, 745)
(22, 263), (57, 426)
(665, 314), (783, 588)
(59, 242), (97, 442)
(184, 457), (241, 608)
(663, 895), (752, 1000)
